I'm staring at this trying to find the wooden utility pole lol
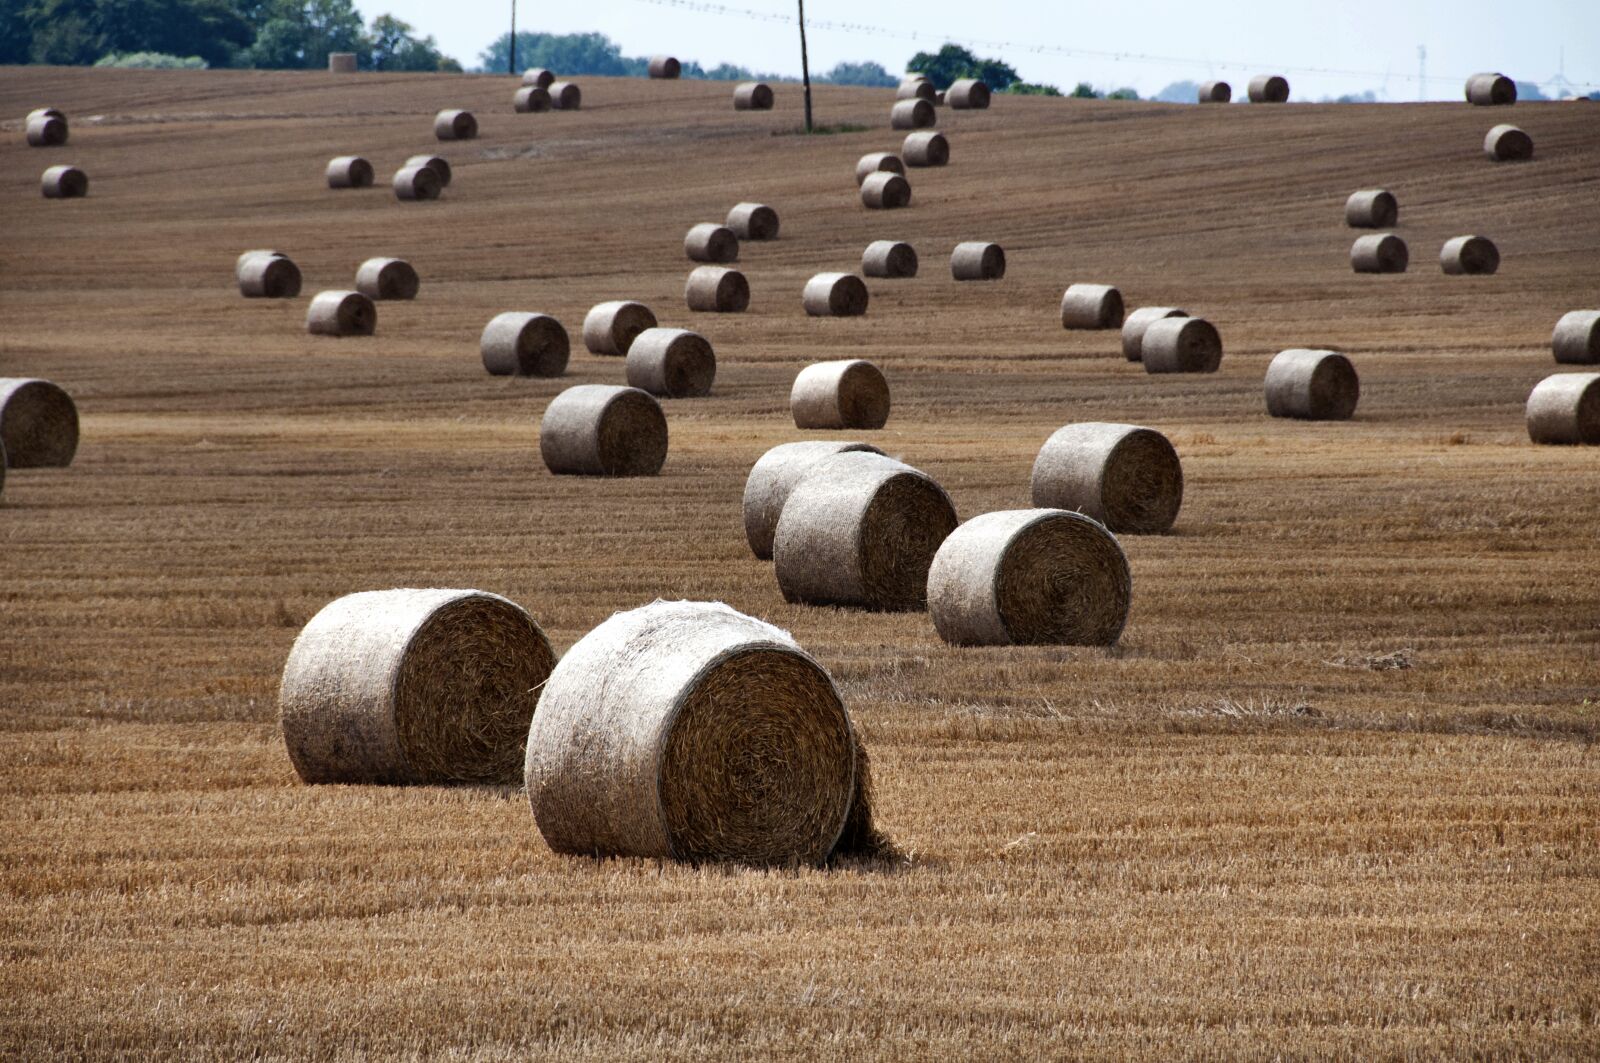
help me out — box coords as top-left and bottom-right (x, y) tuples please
(798, 0), (813, 132)
(510, 0), (517, 75)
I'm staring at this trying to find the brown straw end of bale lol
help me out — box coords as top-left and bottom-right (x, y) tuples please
(1526, 373), (1600, 445)
(480, 312), (571, 377)
(862, 240), (918, 278)
(0, 378), (79, 468)
(1350, 233), (1408, 273)
(325, 155), (374, 189)
(947, 79), (992, 109)
(514, 86), (552, 113)
(890, 98), (936, 129)
(685, 223), (740, 264)
(433, 109), (477, 141)
(1198, 80), (1232, 103)
(583, 300), (658, 356)
(355, 258), (419, 301)
(950, 242), (1005, 280)
(239, 254), (302, 299)
(1031, 422), (1183, 534)
(1466, 73), (1516, 105)
(725, 202), (779, 240)
(791, 359), (891, 429)
(1141, 317), (1222, 373)
(540, 384), (668, 476)
(733, 82), (774, 110)
(684, 266), (750, 313)
(855, 152), (905, 186)
(392, 164), (442, 201)
(802, 273), (869, 317)
(860, 171), (911, 209)
(1484, 124), (1532, 161)
(648, 55), (681, 79)
(901, 131), (949, 167)
(1345, 189), (1398, 228)
(1552, 311), (1600, 365)
(549, 82), (582, 110)
(1247, 74), (1290, 102)
(305, 291), (376, 337)
(1120, 307), (1188, 361)
(626, 328), (716, 398)
(522, 68), (555, 88)
(403, 155), (452, 187)
(1264, 349), (1360, 420)
(41, 165), (87, 198)
(1060, 284), (1125, 329)
(742, 440), (886, 560)
(1440, 235), (1500, 275)
(280, 588), (555, 785)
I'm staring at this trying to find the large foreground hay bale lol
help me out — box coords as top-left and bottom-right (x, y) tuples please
(525, 600), (863, 865)
(791, 359), (890, 429)
(1264, 349), (1360, 420)
(306, 291), (376, 337)
(1142, 317), (1222, 373)
(514, 86), (552, 113)
(480, 312), (570, 377)
(890, 98), (936, 129)
(1248, 75), (1290, 102)
(862, 240), (917, 278)
(726, 202), (779, 240)
(0, 378), (79, 468)
(860, 171), (911, 209)
(1552, 310), (1600, 365)
(549, 82), (582, 110)
(325, 155), (373, 189)
(392, 163), (442, 201)
(540, 385), (667, 475)
(280, 588), (555, 785)
(733, 82), (774, 110)
(1121, 306), (1187, 361)
(1351, 233), (1408, 273)
(1466, 73), (1515, 105)
(1484, 123), (1532, 161)
(523, 68), (555, 88)
(648, 55), (681, 79)
(238, 253), (301, 299)
(1030, 422), (1182, 534)
(355, 257), (419, 301)
(1198, 80), (1231, 103)
(626, 328), (716, 397)
(583, 300), (657, 356)
(742, 440), (886, 560)
(403, 154), (452, 187)
(947, 79), (991, 109)
(433, 109), (477, 140)
(897, 78), (936, 102)
(327, 52), (356, 73)
(684, 266), (750, 312)
(26, 114), (67, 147)
(901, 130), (948, 167)
(685, 222), (739, 263)
(951, 241), (1005, 280)
(40, 165), (86, 198)
(802, 273), (869, 317)
(855, 151), (904, 185)
(1525, 373), (1600, 445)
(1440, 235), (1499, 275)
(1060, 284), (1124, 329)
(774, 452), (958, 611)
(928, 509), (1131, 646)
(1345, 189), (1397, 228)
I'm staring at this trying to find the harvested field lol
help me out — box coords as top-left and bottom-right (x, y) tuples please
(1, 68), (1597, 1059)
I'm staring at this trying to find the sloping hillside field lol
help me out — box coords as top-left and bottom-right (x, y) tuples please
(2, 69), (1597, 1057)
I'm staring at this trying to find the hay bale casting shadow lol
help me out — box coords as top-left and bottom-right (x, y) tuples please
(481, 312), (570, 377)
(802, 273), (869, 317)
(1526, 373), (1600, 445)
(862, 240), (918, 278)
(1264, 349), (1360, 420)
(1060, 284), (1124, 329)
(1030, 422), (1182, 534)
(305, 291), (376, 337)
(625, 328), (716, 398)
(1552, 310), (1600, 365)
(684, 266), (749, 313)
(540, 385), (668, 475)
(355, 257), (419, 300)
(791, 359), (890, 429)
(742, 440), (886, 560)
(583, 300), (657, 356)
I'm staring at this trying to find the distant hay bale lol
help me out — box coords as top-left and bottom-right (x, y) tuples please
(802, 273), (869, 317)
(648, 55), (681, 79)
(1247, 75), (1290, 103)
(354, 257), (419, 301)
(685, 222), (739, 263)
(855, 151), (905, 186)
(901, 130), (948, 167)
(524, 599), (861, 866)
(1552, 310), (1600, 365)
(403, 154), (451, 187)
(774, 451), (958, 611)
(1142, 317), (1222, 374)
(947, 79), (991, 109)
(733, 82), (774, 110)
(433, 109), (478, 141)
(950, 241), (1005, 280)
(549, 82), (582, 110)
(626, 328), (716, 397)
(1466, 73), (1515, 105)
(860, 172), (911, 209)
(514, 86), (552, 113)
(540, 384), (668, 476)
(238, 254), (302, 298)
(684, 265), (750, 312)
(392, 163), (442, 201)
(1484, 124), (1532, 161)
(1030, 422), (1182, 534)
(583, 300), (657, 356)
(742, 440), (886, 560)
(890, 98), (936, 130)
(327, 52), (357, 73)
(862, 240), (917, 278)
(1121, 306), (1187, 361)
(1060, 284), (1125, 329)
(1440, 235), (1499, 275)
(1350, 233), (1408, 273)
(280, 588), (555, 785)
(236, 248), (283, 278)
(325, 155), (374, 189)
(1198, 80), (1232, 103)
(897, 78), (936, 102)
(791, 359), (890, 429)
(726, 202), (779, 240)
(928, 509), (1131, 646)
(480, 312), (570, 377)
(1526, 373), (1600, 445)
(306, 291), (376, 337)
(522, 68), (555, 88)
(40, 165), (86, 199)
(26, 107), (65, 124)
(1264, 349), (1360, 420)
(1345, 189), (1397, 228)
(26, 114), (67, 147)
(0, 378), (79, 468)
(935, 90), (947, 106)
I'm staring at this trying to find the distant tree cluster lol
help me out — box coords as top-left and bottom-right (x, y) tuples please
(906, 43), (1019, 91)
(1070, 82), (1140, 100)
(476, 31), (894, 87)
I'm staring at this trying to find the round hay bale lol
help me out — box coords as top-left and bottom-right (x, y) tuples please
(392, 163), (442, 201)
(306, 291), (376, 337)
(802, 273), (869, 317)
(648, 55), (681, 79)
(855, 152), (905, 186)
(583, 300), (657, 356)
(0, 378), (79, 468)
(354, 257), (419, 301)
(26, 115), (67, 147)
(540, 384), (667, 476)
(862, 240), (917, 278)
(514, 86), (552, 113)
(239, 254), (302, 299)
(327, 52), (356, 73)
(684, 266), (750, 312)
(1484, 123), (1532, 161)
(935, 90), (947, 106)
(236, 248), (283, 278)
(951, 241), (1005, 281)
(685, 223), (739, 264)
(774, 451), (958, 611)
(1350, 233), (1408, 273)
(325, 155), (373, 189)
(742, 440), (886, 560)
(524, 599), (858, 865)
(1198, 80), (1232, 103)
(433, 109), (477, 141)
(733, 82), (774, 110)
(947, 79), (991, 109)
(480, 312), (570, 377)
(1466, 73), (1515, 105)
(523, 68), (555, 88)
(897, 78), (936, 102)
(549, 82), (582, 110)
(1142, 317), (1222, 374)
(1060, 284), (1125, 329)
(1121, 306), (1188, 361)
(403, 154), (451, 187)
(791, 359), (890, 430)
(1030, 422), (1182, 534)
(901, 130), (949, 167)
(1264, 349), (1360, 420)
(1345, 189), (1397, 228)
(890, 98), (936, 130)
(725, 202), (779, 240)
(1248, 75), (1290, 103)
(625, 327), (716, 398)
(27, 107), (65, 124)
(1552, 310), (1600, 365)
(40, 165), (86, 199)
(928, 509), (1131, 646)
(280, 588), (554, 785)
(1440, 235), (1500, 275)
(1526, 373), (1600, 445)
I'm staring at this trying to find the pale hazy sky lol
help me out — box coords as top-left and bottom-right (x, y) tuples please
(357, 0), (1599, 100)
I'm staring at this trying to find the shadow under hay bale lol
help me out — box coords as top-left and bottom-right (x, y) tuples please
(1121, 306), (1187, 361)
(392, 163), (442, 201)
(1351, 233), (1408, 273)
(951, 242), (1005, 280)
(1264, 349), (1360, 420)
(238, 253), (301, 299)
(684, 266), (749, 312)
(1061, 284), (1124, 329)
(734, 82), (774, 110)
(685, 223), (739, 264)
(1440, 235), (1499, 275)
(540, 384), (667, 475)
(626, 328), (716, 398)
(305, 291), (375, 337)
(791, 359), (890, 429)
(1142, 317), (1222, 373)
(403, 155), (451, 187)
(480, 312), (570, 377)
(0, 378), (79, 468)
(802, 273), (869, 317)
(1466, 73), (1516, 105)
(902, 130), (948, 167)
(1198, 81), (1231, 103)
(1345, 189), (1397, 228)
(1484, 124), (1532, 161)
(41, 165), (86, 198)
(855, 151), (904, 186)
(860, 171), (911, 209)
(1526, 373), (1600, 445)
(583, 300), (657, 356)
(1248, 75), (1290, 103)
(743, 440), (886, 560)
(862, 240), (918, 278)
(1030, 422), (1182, 534)
(355, 257), (419, 300)
(1552, 310), (1600, 365)
(433, 109), (477, 141)
(948, 79), (991, 109)
(725, 202), (779, 240)
(325, 155), (373, 189)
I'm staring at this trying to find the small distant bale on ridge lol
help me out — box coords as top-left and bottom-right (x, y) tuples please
(1466, 73), (1516, 105)
(1264, 349), (1360, 420)
(902, 131), (948, 167)
(1484, 124), (1532, 161)
(648, 56), (681, 79)
(890, 98), (936, 129)
(1198, 81), (1231, 103)
(327, 52), (356, 73)
(1248, 75), (1290, 103)
(947, 79), (991, 109)
(734, 82), (774, 110)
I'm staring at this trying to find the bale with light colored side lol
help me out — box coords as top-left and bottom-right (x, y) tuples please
(726, 202), (779, 240)
(404, 155), (451, 187)
(306, 291), (376, 337)
(897, 78), (936, 102)
(742, 440), (886, 559)
(1264, 349), (1360, 420)
(583, 300), (657, 356)
(1060, 284), (1124, 330)
(1466, 73), (1515, 105)
(1440, 235), (1499, 275)
(480, 312), (570, 377)
(685, 223), (739, 263)
(1351, 233), (1408, 273)
(862, 240), (917, 278)
(433, 109), (477, 141)
(539, 384), (668, 476)
(1198, 81), (1231, 103)
(947, 79), (991, 109)
(1484, 124), (1532, 161)
(1121, 307), (1187, 361)
(26, 114), (67, 147)
(890, 98), (936, 130)
(392, 163), (442, 201)
(1525, 373), (1600, 445)
(1030, 422), (1182, 535)
(522, 68), (555, 88)
(861, 172), (911, 209)
(684, 266), (750, 312)
(951, 242), (1005, 280)
(855, 151), (905, 186)
(549, 82), (582, 110)
(1552, 310), (1600, 365)
(901, 130), (948, 167)
(514, 86), (552, 113)
(325, 155), (374, 189)
(1142, 317), (1222, 374)
(1345, 189), (1397, 228)
(1248, 75), (1289, 102)
(40, 165), (86, 198)
(625, 328), (716, 398)
(0, 378), (79, 468)
(802, 273), (869, 317)
(648, 56), (681, 79)
(327, 52), (356, 73)
(791, 360), (890, 430)
(238, 253), (302, 299)
(355, 257), (419, 301)
(733, 82), (774, 110)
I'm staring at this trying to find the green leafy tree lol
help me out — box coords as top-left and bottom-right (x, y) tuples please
(822, 60), (896, 87)
(1105, 87), (1139, 100)
(0, 0), (35, 63)
(1006, 81), (1061, 96)
(246, 0), (363, 69)
(906, 43), (1018, 91)
(1070, 82), (1101, 98)
(477, 30), (634, 76)
(23, 0), (251, 67)
(366, 13), (450, 71)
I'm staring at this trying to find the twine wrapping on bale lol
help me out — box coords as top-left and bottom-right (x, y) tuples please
(540, 384), (667, 476)
(1060, 284), (1125, 330)
(325, 155), (373, 189)
(684, 266), (750, 312)
(947, 79), (991, 109)
(1142, 317), (1222, 374)
(433, 109), (477, 141)
(523, 68), (555, 88)
(0, 378), (79, 468)
(1248, 75), (1290, 103)
(1466, 73), (1516, 105)
(625, 328), (716, 398)
(890, 99), (936, 130)
(1264, 349), (1360, 420)
(1351, 233), (1408, 273)
(1345, 189), (1398, 228)
(1484, 124), (1532, 161)
(726, 202), (779, 240)
(791, 359), (890, 430)
(927, 509), (1132, 647)
(685, 223), (739, 264)
(1030, 422), (1182, 535)
(897, 78), (936, 102)
(862, 240), (918, 278)
(524, 599), (868, 866)
(951, 242), (1005, 280)
(327, 52), (356, 73)
(1440, 235), (1500, 275)
(549, 82), (582, 110)
(742, 440), (886, 560)
(355, 257), (419, 301)
(901, 130), (949, 167)
(481, 312), (570, 377)
(40, 165), (86, 199)
(774, 451), (958, 611)
(1121, 307), (1188, 361)
(26, 114), (67, 147)
(1552, 310), (1600, 365)
(734, 82), (774, 110)
(1525, 373), (1600, 445)
(306, 291), (376, 337)
(514, 86), (552, 113)
(238, 254), (302, 299)
(583, 300), (658, 356)
(802, 273), (869, 317)
(279, 588), (555, 785)
(855, 152), (905, 186)
(648, 55), (681, 79)
(1198, 80), (1232, 103)
(403, 155), (452, 187)
(393, 163), (442, 201)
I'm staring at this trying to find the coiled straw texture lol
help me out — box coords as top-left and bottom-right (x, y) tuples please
(1264, 349), (1360, 420)
(540, 384), (668, 475)
(1030, 422), (1182, 534)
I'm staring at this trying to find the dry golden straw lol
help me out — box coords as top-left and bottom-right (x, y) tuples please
(522, 68), (555, 88)
(1248, 75), (1290, 102)
(1030, 422), (1182, 534)
(1552, 310), (1600, 365)
(625, 328), (716, 398)
(1142, 317), (1222, 373)
(306, 291), (376, 337)
(648, 55), (681, 78)
(433, 109), (477, 141)
(901, 131), (949, 167)
(480, 312), (571, 377)
(890, 98), (936, 130)
(1351, 233), (1408, 273)
(1345, 189), (1397, 228)
(1466, 73), (1516, 105)
(1484, 124), (1532, 161)
(1525, 373), (1600, 445)
(26, 114), (67, 147)
(896, 78), (936, 102)
(1264, 349), (1360, 420)
(860, 172), (910, 210)
(947, 79), (992, 109)
(403, 154), (452, 187)
(685, 223), (739, 263)
(1440, 235), (1499, 275)
(791, 359), (890, 429)
(951, 242), (1005, 280)
(514, 86), (552, 113)
(549, 82), (582, 110)
(725, 202), (779, 240)
(40, 165), (86, 198)
(733, 82), (774, 110)
(238, 253), (302, 299)
(802, 273), (869, 317)
(684, 266), (749, 312)
(355, 258), (419, 301)
(862, 240), (918, 278)
(279, 588), (554, 785)
(392, 163), (442, 201)
(583, 300), (657, 356)
(325, 155), (373, 189)
(0, 378), (79, 468)
(540, 384), (668, 476)
(1060, 284), (1125, 329)
(742, 440), (886, 560)
(1198, 81), (1232, 103)
(855, 151), (904, 185)
(1121, 306), (1187, 361)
